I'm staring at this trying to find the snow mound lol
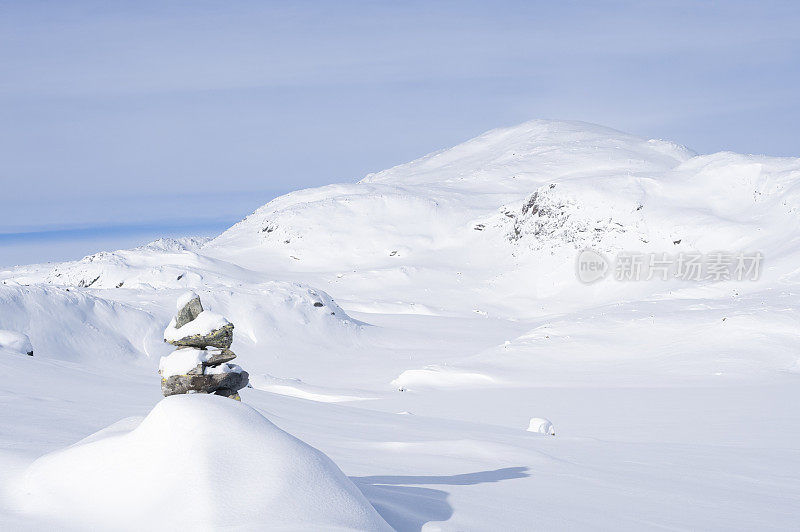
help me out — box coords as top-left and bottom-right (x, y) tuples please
(391, 365), (499, 390)
(0, 285), (160, 363)
(14, 394), (391, 531)
(527, 417), (556, 436)
(0, 330), (33, 356)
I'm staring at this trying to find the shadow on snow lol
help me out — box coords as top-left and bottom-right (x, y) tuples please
(352, 466), (529, 531)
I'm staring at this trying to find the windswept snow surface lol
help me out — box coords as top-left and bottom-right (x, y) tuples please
(1, 120), (800, 530)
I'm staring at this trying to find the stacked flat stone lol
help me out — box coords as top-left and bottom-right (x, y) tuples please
(159, 292), (248, 401)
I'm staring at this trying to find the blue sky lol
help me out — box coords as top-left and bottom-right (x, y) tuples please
(1, 0), (799, 266)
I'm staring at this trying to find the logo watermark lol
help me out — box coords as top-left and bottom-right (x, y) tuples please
(576, 249), (763, 283)
(576, 249), (610, 283)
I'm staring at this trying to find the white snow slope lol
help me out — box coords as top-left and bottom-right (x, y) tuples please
(13, 394), (390, 531)
(1, 120), (800, 530)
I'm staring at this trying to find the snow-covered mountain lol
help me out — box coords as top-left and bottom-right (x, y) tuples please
(2, 120), (800, 530)
(9, 120), (800, 308)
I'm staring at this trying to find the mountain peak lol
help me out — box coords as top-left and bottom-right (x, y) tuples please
(360, 119), (695, 188)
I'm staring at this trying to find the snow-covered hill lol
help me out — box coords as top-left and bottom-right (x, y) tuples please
(10, 120), (800, 314)
(2, 120), (800, 530)
(210, 120), (799, 273)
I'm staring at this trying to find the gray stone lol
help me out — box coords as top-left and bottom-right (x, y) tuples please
(175, 348), (237, 375)
(175, 295), (204, 329)
(161, 369), (249, 398)
(205, 348), (237, 367)
(166, 323), (234, 349)
(166, 347), (238, 376)
(213, 388), (242, 401)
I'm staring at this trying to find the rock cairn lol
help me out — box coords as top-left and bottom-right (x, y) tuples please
(159, 292), (248, 401)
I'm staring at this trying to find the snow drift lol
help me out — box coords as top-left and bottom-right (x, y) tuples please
(0, 284), (161, 363)
(0, 330), (33, 357)
(13, 394), (390, 531)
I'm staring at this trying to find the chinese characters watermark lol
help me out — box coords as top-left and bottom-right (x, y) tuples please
(576, 249), (763, 283)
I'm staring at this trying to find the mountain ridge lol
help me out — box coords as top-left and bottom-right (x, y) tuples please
(3, 119), (800, 316)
